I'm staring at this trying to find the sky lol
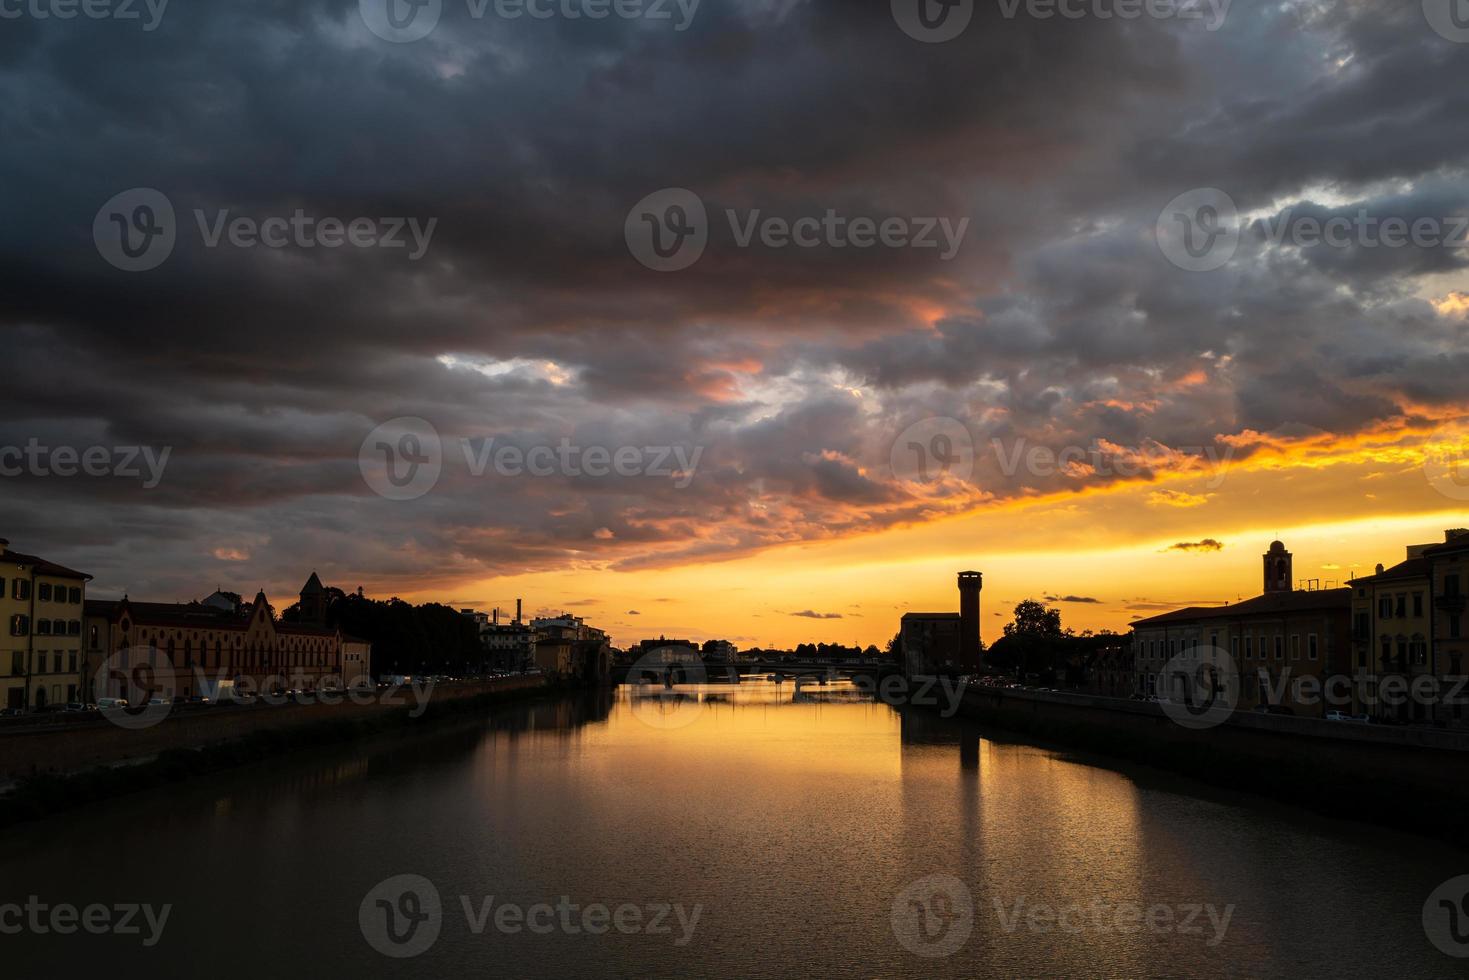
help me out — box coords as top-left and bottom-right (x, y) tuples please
(3, 0), (1469, 648)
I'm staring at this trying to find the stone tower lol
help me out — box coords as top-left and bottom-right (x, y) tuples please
(958, 571), (983, 670)
(1263, 541), (1292, 594)
(299, 571), (328, 626)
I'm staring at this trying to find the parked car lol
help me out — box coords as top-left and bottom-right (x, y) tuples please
(63, 702), (95, 713)
(186, 695), (212, 705)
(1325, 710), (1349, 721)
(96, 697), (129, 710)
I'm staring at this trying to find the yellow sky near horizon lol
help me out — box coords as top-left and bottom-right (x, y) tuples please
(399, 434), (1469, 650)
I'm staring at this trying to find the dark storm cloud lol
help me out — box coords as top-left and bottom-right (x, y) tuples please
(1, 1), (1467, 594)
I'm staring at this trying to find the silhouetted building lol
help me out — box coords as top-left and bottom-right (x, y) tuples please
(1132, 540), (1350, 716)
(901, 570), (984, 675)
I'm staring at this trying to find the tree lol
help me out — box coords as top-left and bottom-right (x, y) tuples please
(1003, 599), (1065, 639)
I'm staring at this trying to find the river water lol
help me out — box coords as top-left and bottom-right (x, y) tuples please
(1, 680), (1463, 977)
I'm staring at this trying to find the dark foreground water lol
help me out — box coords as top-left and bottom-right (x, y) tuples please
(1, 680), (1465, 977)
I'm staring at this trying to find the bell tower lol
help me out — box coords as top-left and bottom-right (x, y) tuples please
(1263, 541), (1292, 594)
(299, 571), (328, 626)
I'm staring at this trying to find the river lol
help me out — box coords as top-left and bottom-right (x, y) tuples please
(1, 680), (1462, 977)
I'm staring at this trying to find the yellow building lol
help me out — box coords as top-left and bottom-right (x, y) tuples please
(1428, 532), (1469, 726)
(0, 538), (90, 713)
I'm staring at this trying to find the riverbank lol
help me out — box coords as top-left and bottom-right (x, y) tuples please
(0, 676), (555, 827)
(947, 684), (1469, 848)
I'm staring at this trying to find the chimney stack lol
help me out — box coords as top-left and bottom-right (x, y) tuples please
(493, 607), (499, 626)
(0, 538), (8, 556)
(516, 598), (523, 624)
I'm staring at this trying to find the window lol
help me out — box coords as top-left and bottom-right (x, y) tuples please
(1454, 617), (1463, 640)
(52, 653), (61, 673)
(69, 587), (81, 603)
(9, 615), (28, 637)
(88, 624), (100, 649)
(1414, 593), (1424, 617)
(67, 620), (79, 636)
(1274, 636), (1284, 660)
(1448, 574), (1463, 598)
(1396, 595), (1407, 618)
(36, 620), (51, 636)
(52, 620), (65, 635)
(37, 583), (51, 602)
(68, 652), (76, 672)
(1379, 596), (1391, 619)
(1309, 635), (1319, 661)
(1231, 636), (1240, 659)
(1290, 635), (1301, 661)
(12, 579), (30, 600)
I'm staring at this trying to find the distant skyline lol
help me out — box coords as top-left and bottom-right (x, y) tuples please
(4, 4), (1469, 649)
